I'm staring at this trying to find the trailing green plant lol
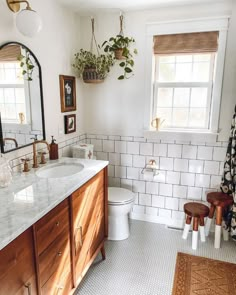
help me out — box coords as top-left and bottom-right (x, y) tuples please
(72, 49), (115, 80)
(17, 51), (34, 81)
(102, 35), (138, 80)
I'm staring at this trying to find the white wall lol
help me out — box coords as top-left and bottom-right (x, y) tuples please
(0, 0), (84, 160)
(79, 1), (234, 140)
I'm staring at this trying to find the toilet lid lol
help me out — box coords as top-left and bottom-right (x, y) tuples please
(108, 187), (134, 204)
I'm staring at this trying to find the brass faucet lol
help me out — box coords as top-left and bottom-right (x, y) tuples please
(32, 140), (50, 168)
(3, 137), (18, 148)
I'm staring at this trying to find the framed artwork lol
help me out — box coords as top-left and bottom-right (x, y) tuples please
(64, 114), (76, 134)
(59, 75), (76, 112)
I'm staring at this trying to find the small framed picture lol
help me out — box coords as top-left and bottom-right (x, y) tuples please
(64, 114), (76, 134)
(59, 75), (76, 112)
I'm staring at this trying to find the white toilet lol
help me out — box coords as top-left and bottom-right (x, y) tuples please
(108, 187), (135, 241)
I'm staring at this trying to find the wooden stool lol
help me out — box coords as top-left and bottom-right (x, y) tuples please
(182, 202), (209, 250)
(205, 192), (233, 249)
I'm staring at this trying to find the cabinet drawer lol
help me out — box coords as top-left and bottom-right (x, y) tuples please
(0, 228), (37, 295)
(39, 228), (71, 286)
(41, 268), (72, 295)
(35, 199), (69, 255)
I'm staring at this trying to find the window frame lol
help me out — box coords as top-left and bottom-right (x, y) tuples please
(144, 17), (229, 142)
(153, 53), (215, 130)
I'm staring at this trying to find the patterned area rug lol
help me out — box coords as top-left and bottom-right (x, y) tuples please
(172, 252), (236, 295)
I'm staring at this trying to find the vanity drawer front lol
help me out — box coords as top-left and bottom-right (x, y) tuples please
(35, 199), (69, 255)
(0, 228), (37, 295)
(39, 228), (71, 286)
(41, 268), (72, 295)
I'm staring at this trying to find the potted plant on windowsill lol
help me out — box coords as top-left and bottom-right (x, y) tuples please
(72, 49), (114, 83)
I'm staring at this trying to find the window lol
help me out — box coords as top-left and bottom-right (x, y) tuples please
(144, 17), (228, 141)
(153, 31), (218, 130)
(154, 52), (215, 129)
(0, 61), (27, 123)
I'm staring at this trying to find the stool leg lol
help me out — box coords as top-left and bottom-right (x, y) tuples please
(215, 206), (222, 249)
(182, 215), (192, 240)
(205, 205), (215, 236)
(199, 217), (206, 242)
(222, 220), (229, 241)
(192, 217), (199, 250)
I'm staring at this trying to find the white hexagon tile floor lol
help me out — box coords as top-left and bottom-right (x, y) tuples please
(75, 220), (236, 295)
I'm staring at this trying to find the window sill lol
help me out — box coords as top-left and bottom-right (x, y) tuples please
(143, 129), (218, 143)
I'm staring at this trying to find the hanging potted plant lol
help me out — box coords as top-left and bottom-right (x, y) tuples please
(73, 18), (115, 83)
(73, 49), (114, 83)
(102, 15), (138, 80)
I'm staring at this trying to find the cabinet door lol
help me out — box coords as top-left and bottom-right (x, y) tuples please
(72, 170), (105, 282)
(0, 228), (37, 295)
(35, 200), (72, 294)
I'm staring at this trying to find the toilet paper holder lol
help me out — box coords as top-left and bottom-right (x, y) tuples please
(141, 160), (159, 177)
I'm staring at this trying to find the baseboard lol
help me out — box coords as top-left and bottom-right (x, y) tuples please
(130, 212), (184, 228)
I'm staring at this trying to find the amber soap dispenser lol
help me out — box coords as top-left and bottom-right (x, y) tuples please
(49, 136), (58, 160)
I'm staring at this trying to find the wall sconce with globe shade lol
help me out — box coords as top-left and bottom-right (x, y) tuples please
(6, 0), (42, 37)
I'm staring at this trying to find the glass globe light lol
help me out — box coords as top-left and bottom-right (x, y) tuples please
(16, 8), (42, 38)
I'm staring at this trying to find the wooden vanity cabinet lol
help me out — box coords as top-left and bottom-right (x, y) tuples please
(33, 198), (72, 295)
(71, 169), (107, 286)
(0, 228), (37, 295)
(0, 167), (108, 295)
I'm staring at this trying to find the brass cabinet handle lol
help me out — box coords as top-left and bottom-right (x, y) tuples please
(55, 221), (60, 227)
(76, 225), (83, 247)
(57, 251), (62, 256)
(24, 283), (32, 295)
(79, 226), (83, 247)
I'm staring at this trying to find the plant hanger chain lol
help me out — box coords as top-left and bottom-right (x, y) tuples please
(90, 17), (100, 55)
(119, 14), (124, 36)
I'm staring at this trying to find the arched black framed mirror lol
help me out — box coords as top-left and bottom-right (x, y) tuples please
(0, 42), (45, 153)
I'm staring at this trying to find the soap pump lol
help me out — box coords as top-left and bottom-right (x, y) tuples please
(49, 136), (58, 160)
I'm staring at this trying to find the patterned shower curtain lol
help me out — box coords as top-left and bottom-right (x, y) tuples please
(220, 105), (236, 240)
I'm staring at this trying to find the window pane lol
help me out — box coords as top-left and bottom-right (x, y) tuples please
(159, 63), (175, 82)
(194, 54), (211, 62)
(193, 62), (210, 82)
(173, 88), (190, 107)
(16, 103), (25, 114)
(4, 88), (15, 103)
(157, 88), (173, 107)
(172, 108), (188, 127)
(15, 88), (25, 103)
(159, 56), (175, 63)
(155, 108), (172, 127)
(191, 88), (208, 107)
(176, 55), (192, 62)
(0, 104), (6, 118)
(176, 63), (192, 82)
(0, 89), (4, 102)
(189, 108), (206, 128)
(5, 104), (17, 119)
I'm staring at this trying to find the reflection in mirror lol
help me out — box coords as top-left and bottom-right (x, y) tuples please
(0, 42), (45, 153)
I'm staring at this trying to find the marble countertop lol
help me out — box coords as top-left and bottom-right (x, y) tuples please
(0, 157), (108, 251)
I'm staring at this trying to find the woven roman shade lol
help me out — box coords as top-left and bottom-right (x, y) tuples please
(153, 31), (219, 54)
(0, 45), (21, 62)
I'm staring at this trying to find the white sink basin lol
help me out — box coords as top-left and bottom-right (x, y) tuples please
(36, 162), (84, 178)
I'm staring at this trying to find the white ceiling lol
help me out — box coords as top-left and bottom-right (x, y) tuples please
(58, 0), (230, 14)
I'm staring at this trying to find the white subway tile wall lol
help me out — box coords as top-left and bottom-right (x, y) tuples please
(86, 134), (227, 225)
